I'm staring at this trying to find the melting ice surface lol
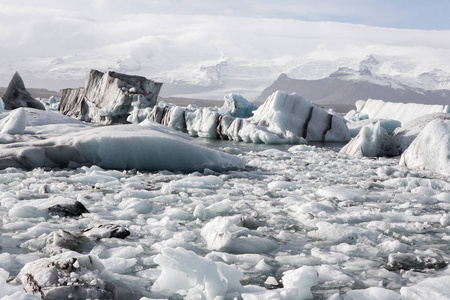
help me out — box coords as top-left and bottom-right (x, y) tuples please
(0, 136), (449, 299)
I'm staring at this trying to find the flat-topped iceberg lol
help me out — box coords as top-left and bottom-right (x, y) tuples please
(0, 108), (244, 172)
(348, 98), (449, 125)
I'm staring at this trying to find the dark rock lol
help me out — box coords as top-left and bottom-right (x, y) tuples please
(45, 230), (92, 255)
(16, 255), (115, 299)
(48, 201), (89, 217)
(59, 69), (162, 124)
(386, 253), (447, 271)
(83, 224), (130, 239)
(241, 215), (262, 230)
(1, 72), (45, 110)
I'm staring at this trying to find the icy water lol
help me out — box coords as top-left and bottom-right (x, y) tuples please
(0, 139), (449, 299)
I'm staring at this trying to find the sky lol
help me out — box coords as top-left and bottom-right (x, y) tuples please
(0, 0), (449, 91)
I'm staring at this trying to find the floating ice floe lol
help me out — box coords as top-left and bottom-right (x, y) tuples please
(152, 247), (244, 299)
(340, 120), (400, 157)
(400, 276), (450, 300)
(241, 266), (319, 300)
(392, 112), (450, 152)
(15, 252), (114, 299)
(343, 286), (401, 300)
(400, 119), (450, 175)
(201, 215), (278, 254)
(59, 69), (162, 124)
(144, 90), (350, 144)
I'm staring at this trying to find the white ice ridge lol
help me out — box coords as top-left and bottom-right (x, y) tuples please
(355, 98), (449, 125)
(138, 91), (350, 144)
(0, 108), (244, 172)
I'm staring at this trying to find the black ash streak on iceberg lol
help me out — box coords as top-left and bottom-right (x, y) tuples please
(59, 69), (162, 124)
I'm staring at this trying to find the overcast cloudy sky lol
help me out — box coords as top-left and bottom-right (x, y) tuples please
(0, 0), (449, 90)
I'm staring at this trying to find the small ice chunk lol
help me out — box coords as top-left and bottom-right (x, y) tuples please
(152, 247), (243, 298)
(344, 286), (400, 300)
(264, 276), (278, 286)
(1, 107), (26, 135)
(400, 276), (450, 300)
(386, 253), (447, 271)
(268, 181), (298, 191)
(201, 215), (278, 254)
(439, 214), (450, 226)
(282, 266), (318, 300)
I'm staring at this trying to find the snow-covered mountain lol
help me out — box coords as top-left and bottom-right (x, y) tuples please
(329, 54), (450, 91)
(2, 53), (450, 107)
(253, 55), (450, 111)
(115, 53), (450, 103)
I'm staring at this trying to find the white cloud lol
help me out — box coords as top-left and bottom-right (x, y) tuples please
(0, 1), (449, 92)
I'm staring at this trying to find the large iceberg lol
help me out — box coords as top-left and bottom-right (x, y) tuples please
(1, 72), (45, 111)
(143, 91), (350, 144)
(0, 108), (244, 172)
(350, 98), (449, 125)
(59, 69), (162, 124)
(342, 100), (450, 161)
(251, 91), (350, 142)
(400, 119), (450, 175)
(392, 112), (450, 152)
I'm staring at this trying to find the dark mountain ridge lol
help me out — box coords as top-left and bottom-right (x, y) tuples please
(256, 73), (450, 113)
